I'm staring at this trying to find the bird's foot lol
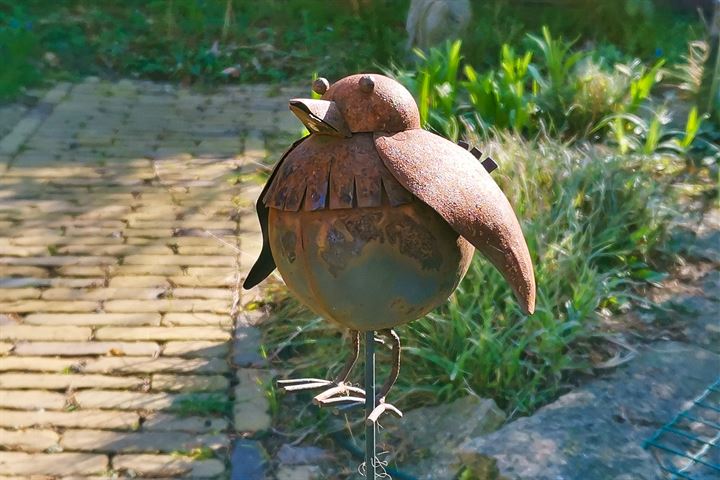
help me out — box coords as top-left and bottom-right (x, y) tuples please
(366, 397), (403, 424)
(313, 382), (366, 407)
(277, 378), (366, 408)
(277, 377), (333, 392)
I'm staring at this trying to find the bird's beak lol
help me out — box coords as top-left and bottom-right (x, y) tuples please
(289, 99), (352, 138)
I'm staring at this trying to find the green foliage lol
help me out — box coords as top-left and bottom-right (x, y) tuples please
(0, 0), (407, 92)
(0, 0), (702, 101)
(622, 59), (665, 112)
(391, 30), (714, 157)
(528, 26), (585, 98)
(171, 447), (216, 460)
(174, 393), (231, 417)
(462, 44), (536, 133)
(0, 5), (42, 100)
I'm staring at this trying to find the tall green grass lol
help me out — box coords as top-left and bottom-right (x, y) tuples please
(262, 133), (682, 418)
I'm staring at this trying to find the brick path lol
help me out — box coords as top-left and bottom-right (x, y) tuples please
(0, 79), (301, 478)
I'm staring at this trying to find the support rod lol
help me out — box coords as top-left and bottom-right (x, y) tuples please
(364, 330), (376, 479)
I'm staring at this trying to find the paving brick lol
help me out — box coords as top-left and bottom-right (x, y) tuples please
(75, 390), (225, 411)
(234, 326), (265, 367)
(79, 357), (229, 374)
(96, 326), (231, 341)
(0, 409), (139, 429)
(103, 299), (230, 313)
(123, 228), (174, 238)
(49, 278), (105, 288)
(0, 266), (48, 277)
(0, 390), (66, 409)
(0, 428), (59, 452)
(162, 312), (233, 326)
(24, 313), (161, 326)
(13, 341), (160, 356)
(0, 325), (92, 341)
(109, 276), (169, 288)
(115, 264), (183, 276)
(60, 429), (228, 453)
(0, 300), (100, 313)
(141, 413), (228, 433)
(177, 245), (236, 255)
(151, 374), (229, 392)
(169, 274), (236, 287)
(41, 287), (167, 301)
(112, 454), (224, 477)
(234, 369), (271, 433)
(123, 255), (235, 266)
(0, 452), (108, 476)
(0, 357), (79, 372)
(0, 256), (116, 267)
(172, 288), (232, 299)
(0, 245), (48, 257)
(56, 244), (143, 256)
(162, 341), (229, 357)
(185, 267), (237, 276)
(0, 289), (42, 300)
(0, 373), (145, 390)
(55, 265), (115, 277)
(0, 278), (51, 289)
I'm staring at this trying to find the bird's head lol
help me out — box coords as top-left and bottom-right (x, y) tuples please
(289, 73), (420, 136)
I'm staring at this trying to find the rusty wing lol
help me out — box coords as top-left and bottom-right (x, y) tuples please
(374, 129), (536, 314)
(243, 136), (308, 290)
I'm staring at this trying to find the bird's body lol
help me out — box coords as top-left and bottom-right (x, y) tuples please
(243, 73), (536, 422)
(265, 133), (474, 332)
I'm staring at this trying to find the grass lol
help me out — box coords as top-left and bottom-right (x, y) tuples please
(0, 0), (705, 101)
(174, 393), (232, 417)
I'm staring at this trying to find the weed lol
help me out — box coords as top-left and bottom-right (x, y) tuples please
(174, 393), (231, 417)
(171, 446), (216, 460)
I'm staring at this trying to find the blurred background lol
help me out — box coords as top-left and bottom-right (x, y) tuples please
(0, 1), (719, 479)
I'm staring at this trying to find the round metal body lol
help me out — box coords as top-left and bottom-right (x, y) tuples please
(268, 202), (474, 332)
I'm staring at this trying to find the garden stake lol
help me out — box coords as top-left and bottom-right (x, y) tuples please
(244, 73), (536, 476)
(365, 331), (377, 480)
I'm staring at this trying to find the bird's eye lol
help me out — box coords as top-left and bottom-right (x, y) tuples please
(359, 75), (375, 93)
(312, 77), (329, 95)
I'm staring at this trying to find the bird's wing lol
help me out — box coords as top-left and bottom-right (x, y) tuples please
(242, 135), (309, 290)
(374, 129), (536, 314)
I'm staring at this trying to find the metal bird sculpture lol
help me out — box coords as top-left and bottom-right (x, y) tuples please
(243, 73), (536, 423)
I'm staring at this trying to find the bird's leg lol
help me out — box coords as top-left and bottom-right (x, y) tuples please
(366, 329), (403, 424)
(277, 331), (365, 407)
(313, 330), (366, 406)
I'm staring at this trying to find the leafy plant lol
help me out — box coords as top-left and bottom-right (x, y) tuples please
(592, 105), (708, 158)
(528, 26), (585, 96)
(463, 44), (536, 132)
(621, 58), (665, 112)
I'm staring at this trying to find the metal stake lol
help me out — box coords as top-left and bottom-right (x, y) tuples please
(365, 331), (376, 479)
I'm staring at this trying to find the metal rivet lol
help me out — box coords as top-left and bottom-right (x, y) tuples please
(359, 75), (375, 93)
(312, 77), (330, 95)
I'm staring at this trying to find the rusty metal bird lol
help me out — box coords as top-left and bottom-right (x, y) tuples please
(243, 73), (536, 423)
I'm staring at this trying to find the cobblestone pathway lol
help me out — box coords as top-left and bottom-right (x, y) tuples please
(0, 79), (301, 478)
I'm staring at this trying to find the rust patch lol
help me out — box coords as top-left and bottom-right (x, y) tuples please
(320, 225), (353, 276)
(318, 211), (385, 276)
(389, 297), (424, 318)
(342, 211), (384, 244)
(385, 214), (442, 270)
(280, 230), (297, 263)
